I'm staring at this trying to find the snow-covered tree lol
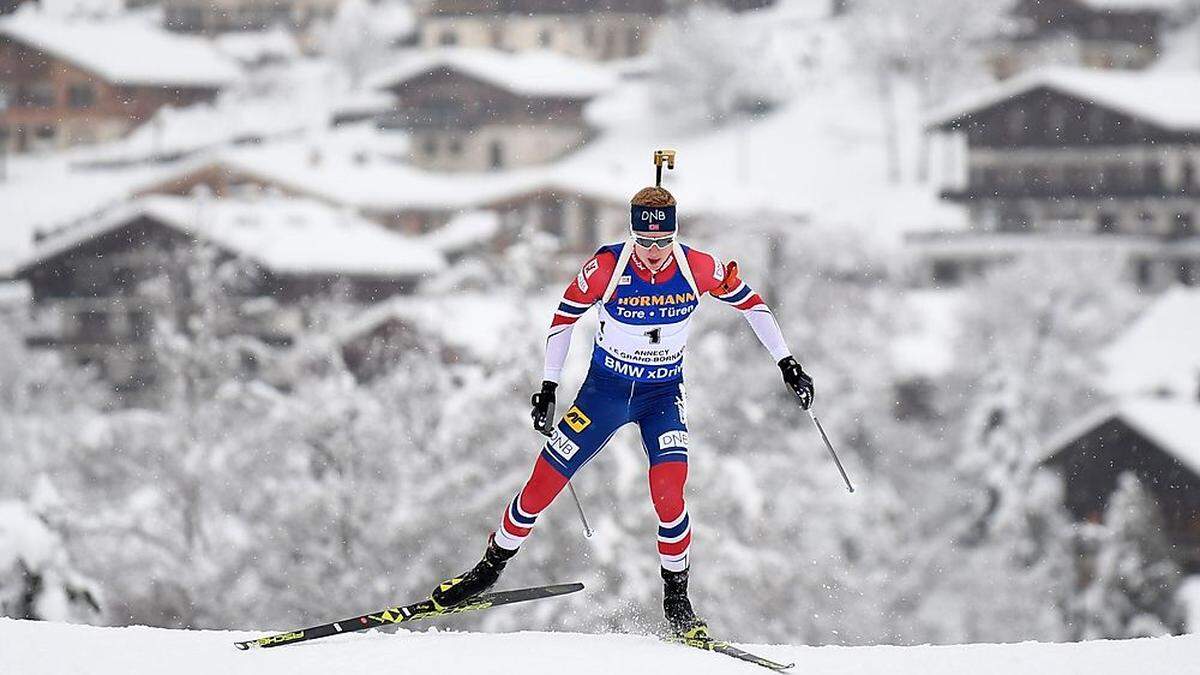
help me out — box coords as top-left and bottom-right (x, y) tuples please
(321, 0), (394, 89)
(846, 0), (1012, 181)
(651, 4), (799, 130)
(1077, 473), (1186, 639)
(0, 495), (100, 622)
(952, 253), (1142, 442)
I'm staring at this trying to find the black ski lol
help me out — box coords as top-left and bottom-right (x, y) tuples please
(234, 582), (584, 650)
(666, 634), (795, 672)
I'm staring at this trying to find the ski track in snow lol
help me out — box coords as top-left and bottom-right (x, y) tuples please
(1, 618), (1197, 675)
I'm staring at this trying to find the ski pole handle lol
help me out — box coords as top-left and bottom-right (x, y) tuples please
(807, 408), (854, 493)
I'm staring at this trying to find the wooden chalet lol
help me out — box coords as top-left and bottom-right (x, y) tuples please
(162, 0), (342, 36)
(369, 49), (615, 172)
(918, 68), (1200, 287)
(14, 195), (445, 393)
(0, 14), (239, 153)
(129, 152), (628, 252)
(989, 0), (1178, 79)
(1042, 397), (1200, 573)
(418, 0), (777, 61)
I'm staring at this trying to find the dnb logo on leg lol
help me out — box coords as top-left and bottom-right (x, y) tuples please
(563, 406), (591, 433)
(547, 428), (580, 461)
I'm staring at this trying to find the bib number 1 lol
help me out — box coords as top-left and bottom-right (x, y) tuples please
(644, 327), (661, 344)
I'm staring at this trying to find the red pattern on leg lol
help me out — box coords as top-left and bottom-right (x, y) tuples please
(649, 461), (688, 523)
(518, 455), (570, 514)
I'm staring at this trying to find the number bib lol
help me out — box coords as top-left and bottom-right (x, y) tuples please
(592, 255), (699, 382)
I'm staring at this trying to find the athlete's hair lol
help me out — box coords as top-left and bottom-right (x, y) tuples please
(631, 187), (676, 208)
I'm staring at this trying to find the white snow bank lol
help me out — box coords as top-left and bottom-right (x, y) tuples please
(1183, 576), (1200, 633)
(0, 619), (1197, 675)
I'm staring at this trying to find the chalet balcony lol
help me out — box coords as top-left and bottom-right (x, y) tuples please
(24, 300), (304, 349)
(942, 183), (1200, 201)
(377, 110), (491, 131)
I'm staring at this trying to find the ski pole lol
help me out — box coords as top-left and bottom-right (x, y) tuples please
(540, 427), (595, 538)
(566, 481), (594, 538)
(807, 408), (854, 493)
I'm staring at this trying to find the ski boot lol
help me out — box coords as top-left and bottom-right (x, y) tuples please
(662, 567), (709, 641)
(431, 535), (517, 610)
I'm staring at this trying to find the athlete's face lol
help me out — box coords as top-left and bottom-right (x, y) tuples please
(633, 232), (674, 271)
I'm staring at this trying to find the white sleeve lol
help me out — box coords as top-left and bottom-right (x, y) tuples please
(543, 323), (576, 383)
(742, 306), (792, 363)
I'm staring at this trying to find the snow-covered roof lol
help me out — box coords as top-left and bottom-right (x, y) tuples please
(17, 195), (446, 279)
(1042, 398), (1200, 478)
(1101, 288), (1200, 398)
(0, 12), (240, 88)
(421, 210), (501, 255)
(366, 48), (618, 99)
(213, 27), (299, 66)
(927, 68), (1200, 132)
(334, 291), (526, 359)
(0, 158), (187, 278)
(185, 142), (630, 213)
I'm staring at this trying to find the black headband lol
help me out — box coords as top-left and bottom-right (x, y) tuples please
(630, 204), (677, 233)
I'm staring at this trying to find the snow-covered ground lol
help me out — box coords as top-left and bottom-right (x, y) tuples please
(1, 618), (1197, 675)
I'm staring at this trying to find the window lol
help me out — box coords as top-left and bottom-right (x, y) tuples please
(1173, 212), (1195, 238)
(166, 5), (206, 32)
(35, 124), (55, 141)
(422, 135), (437, 157)
(538, 29), (552, 47)
(1134, 259), (1154, 287)
(1097, 212), (1118, 234)
(1183, 160), (1196, 191)
(1137, 210), (1155, 233)
(16, 82), (54, 108)
(439, 30), (458, 46)
(129, 311), (152, 341)
(68, 84), (96, 108)
(1088, 111), (1107, 141)
(1178, 261), (1196, 286)
(447, 137), (462, 156)
(998, 205), (1030, 232)
(1145, 162), (1162, 191)
(1006, 108), (1027, 143)
(543, 197), (565, 237)
(626, 26), (640, 56)
(580, 201), (598, 247)
(1047, 104), (1067, 143)
(489, 141), (504, 170)
(77, 311), (110, 342)
(931, 260), (962, 286)
(112, 267), (137, 293)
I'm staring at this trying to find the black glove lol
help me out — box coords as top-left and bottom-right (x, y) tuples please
(530, 380), (558, 436)
(778, 356), (814, 410)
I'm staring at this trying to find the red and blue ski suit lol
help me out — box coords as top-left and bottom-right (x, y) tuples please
(493, 240), (792, 572)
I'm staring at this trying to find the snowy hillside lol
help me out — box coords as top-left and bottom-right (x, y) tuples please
(1, 618), (1197, 675)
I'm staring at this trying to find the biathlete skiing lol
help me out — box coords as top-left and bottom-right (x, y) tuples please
(431, 151), (817, 640)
